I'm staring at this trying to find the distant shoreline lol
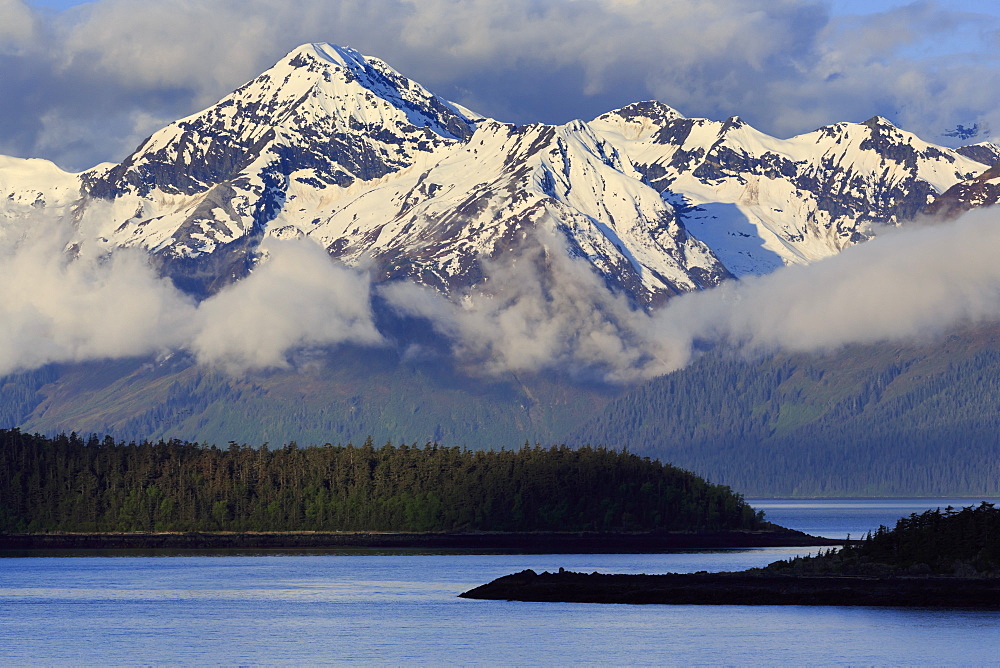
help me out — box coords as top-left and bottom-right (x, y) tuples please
(460, 569), (1000, 607)
(0, 528), (840, 552)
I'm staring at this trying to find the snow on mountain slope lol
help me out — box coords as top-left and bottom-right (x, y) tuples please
(0, 156), (80, 208)
(284, 118), (728, 304)
(590, 102), (988, 277)
(67, 44), (730, 304)
(89, 42), (477, 201)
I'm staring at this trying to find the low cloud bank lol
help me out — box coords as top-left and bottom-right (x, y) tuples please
(381, 232), (665, 383)
(191, 240), (382, 372)
(0, 218), (195, 374)
(386, 207), (1000, 382)
(0, 220), (383, 376)
(3, 207), (1000, 382)
(652, 208), (1000, 368)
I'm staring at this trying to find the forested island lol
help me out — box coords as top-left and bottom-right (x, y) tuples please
(0, 429), (824, 550)
(461, 502), (1000, 607)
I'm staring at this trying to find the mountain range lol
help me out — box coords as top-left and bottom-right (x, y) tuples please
(5, 42), (998, 301)
(3, 43), (1000, 496)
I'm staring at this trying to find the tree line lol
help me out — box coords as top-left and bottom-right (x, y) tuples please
(765, 502), (1000, 576)
(0, 429), (762, 534)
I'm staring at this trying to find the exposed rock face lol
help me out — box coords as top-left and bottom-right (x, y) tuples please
(955, 142), (1000, 167)
(926, 163), (1000, 219)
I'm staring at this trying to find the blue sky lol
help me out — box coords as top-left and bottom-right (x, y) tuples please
(4, 0), (1000, 170)
(831, 0), (984, 13)
(26, 0), (998, 18)
(26, 0), (79, 7)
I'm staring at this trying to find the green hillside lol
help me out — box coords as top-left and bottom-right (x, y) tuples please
(1, 349), (611, 450)
(573, 326), (1000, 496)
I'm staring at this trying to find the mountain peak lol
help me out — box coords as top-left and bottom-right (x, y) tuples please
(278, 42), (478, 141)
(862, 115), (896, 129)
(720, 115), (745, 131)
(593, 101), (685, 127)
(287, 42), (399, 76)
(85, 42), (479, 200)
(301, 42), (364, 67)
(11, 43), (992, 306)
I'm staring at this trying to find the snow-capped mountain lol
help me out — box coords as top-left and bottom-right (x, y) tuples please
(75, 43), (480, 294)
(74, 43), (728, 302)
(0, 156), (81, 242)
(2, 43), (996, 304)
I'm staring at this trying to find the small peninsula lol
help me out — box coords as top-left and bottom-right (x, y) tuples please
(461, 502), (1000, 607)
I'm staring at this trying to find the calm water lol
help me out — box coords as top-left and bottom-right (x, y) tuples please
(2, 499), (1000, 666)
(750, 496), (1000, 540)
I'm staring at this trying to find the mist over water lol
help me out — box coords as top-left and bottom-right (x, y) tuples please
(3, 206), (1000, 382)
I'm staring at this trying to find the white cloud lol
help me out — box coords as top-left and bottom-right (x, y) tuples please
(380, 227), (685, 382)
(0, 215), (196, 373)
(0, 0), (36, 53)
(651, 207), (1000, 365)
(4, 203), (1000, 385)
(190, 238), (383, 372)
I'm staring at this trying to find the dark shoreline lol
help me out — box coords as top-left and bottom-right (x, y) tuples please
(0, 528), (839, 552)
(460, 569), (1000, 608)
